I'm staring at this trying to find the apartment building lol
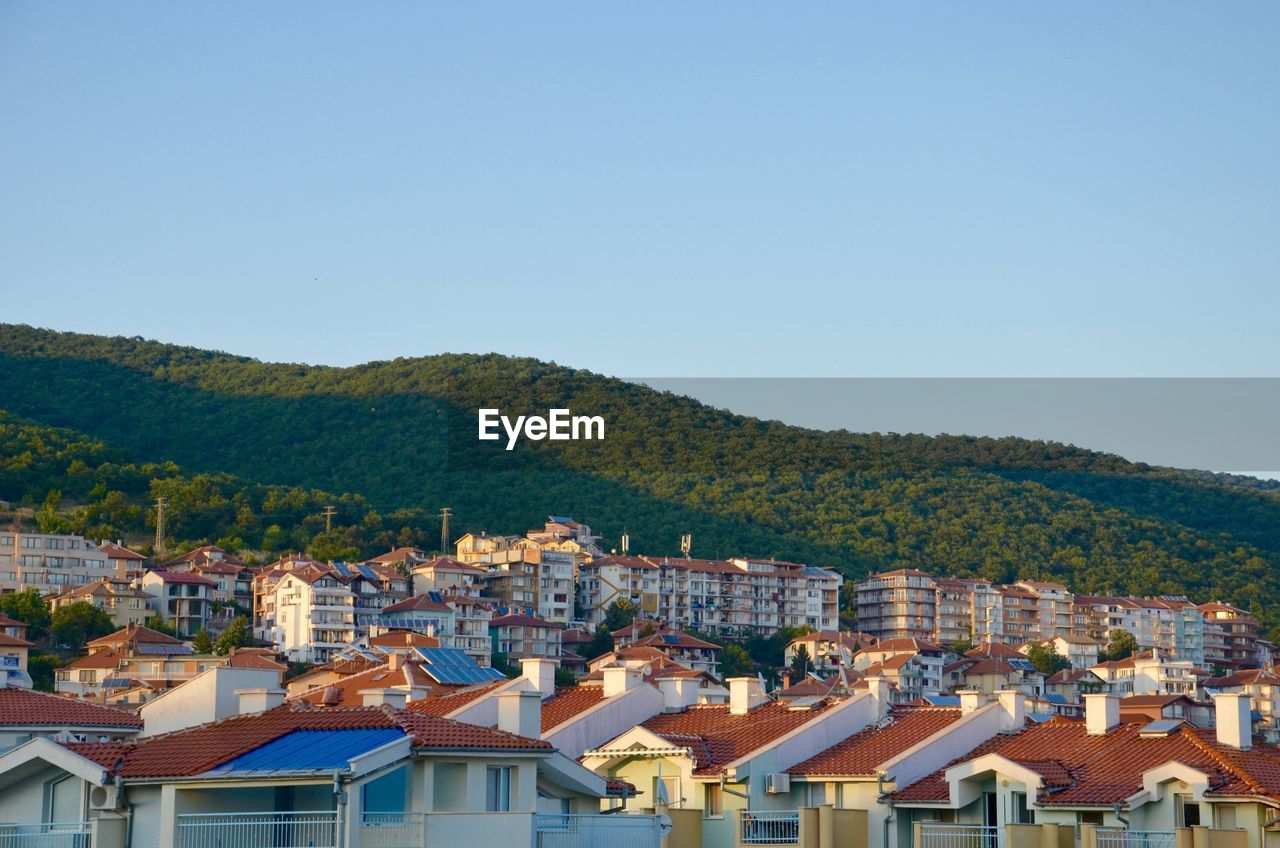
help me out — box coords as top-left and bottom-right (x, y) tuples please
(409, 555), (488, 595)
(140, 570), (215, 636)
(0, 531), (115, 595)
(490, 612), (564, 662)
(784, 630), (877, 673)
(96, 541), (148, 575)
(855, 569), (937, 641)
(1200, 602), (1262, 670)
(260, 564), (357, 663)
(579, 555), (841, 637)
(49, 578), (152, 628)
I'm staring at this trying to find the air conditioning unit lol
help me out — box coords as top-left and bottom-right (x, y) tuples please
(764, 773), (791, 794)
(89, 784), (124, 811)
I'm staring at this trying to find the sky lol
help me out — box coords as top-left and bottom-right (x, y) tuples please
(1, 3), (1278, 379)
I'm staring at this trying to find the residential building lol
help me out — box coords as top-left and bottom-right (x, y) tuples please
(453, 533), (523, 565)
(1206, 666), (1280, 742)
(613, 627), (722, 676)
(0, 531), (114, 595)
(490, 613), (564, 662)
(97, 541), (148, 575)
(1200, 602), (1262, 671)
(378, 592), (458, 640)
(1089, 650), (1205, 697)
(854, 638), (952, 700)
(140, 570), (216, 636)
(855, 569), (937, 641)
(0, 616), (33, 688)
(409, 556), (488, 595)
(49, 578), (151, 628)
(0, 687), (141, 753)
(1042, 633), (1104, 669)
(785, 630), (878, 673)
(262, 564), (357, 663)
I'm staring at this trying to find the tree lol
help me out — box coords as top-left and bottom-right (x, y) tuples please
(0, 588), (52, 642)
(585, 624), (615, 661)
(602, 600), (638, 633)
(27, 652), (63, 692)
(145, 614), (178, 637)
(790, 644), (813, 680)
(1025, 642), (1071, 676)
(1102, 629), (1138, 662)
(720, 644), (753, 678)
(191, 628), (214, 654)
(36, 489), (72, 534)
(50, 601), (115, 649)
(213, 615), (250, 655)
(554, 666), (578, 688)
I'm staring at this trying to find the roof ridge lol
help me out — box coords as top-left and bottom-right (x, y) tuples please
(1179, 727), (1262, 793)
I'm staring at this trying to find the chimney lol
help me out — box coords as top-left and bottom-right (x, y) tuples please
(521, 658), (556, 697)
(498, 689), (542, 738)
(958, 689), (987, 714)
(602, 666), (642, 698)
(236, 688), (286, 715)
(1214, 692), (1252, 750)
(1085, 693), (1119, 735)
(996, 690), (1026, 731)
(728, 677), (767, 715)
(658, 677), (701, 711)
(780, 671), (791, 691)
(864, 676), (891, 716)
(387, 651), (405, 671)
(360, 688), (409, 709)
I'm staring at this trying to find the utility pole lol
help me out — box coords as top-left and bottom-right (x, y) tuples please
(154, 497), (168, 558)
(322, 506), (337, 534)
(440, 507), (452, 556)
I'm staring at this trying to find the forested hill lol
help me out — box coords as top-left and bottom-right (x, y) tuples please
(3, 324), (1280, 636)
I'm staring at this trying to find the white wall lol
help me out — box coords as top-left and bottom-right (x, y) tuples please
(139, 667), (282, 737)
(545, 685), (665, 760)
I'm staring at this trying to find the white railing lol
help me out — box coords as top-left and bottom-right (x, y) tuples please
(0, 822), (92, 848)
(919, 823), (1003, 848)
(359, 812), (425, 848)
(1097, 829), (1175, 848)
(536, 814), (661, 848)
(740, 810), (801, 845)
(176, 811), (337, 848)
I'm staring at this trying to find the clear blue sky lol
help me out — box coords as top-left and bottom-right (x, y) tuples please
(1, 3), (1277, 378)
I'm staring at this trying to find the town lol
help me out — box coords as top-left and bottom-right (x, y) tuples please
(1, 516), (1279, 848)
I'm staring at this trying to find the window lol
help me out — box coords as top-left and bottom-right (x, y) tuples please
(704, 783), (723, 817)
(46, 538), (62, 550)
(1176, 795), (1201, 827)
(485, 766), (512, 812)
(1215, 806), (1237, 829)
(0, 535), (12, 546)
(654, 776), (680, 809)
(21, 538), (40, 549)
(1011, 791), (1033, 823)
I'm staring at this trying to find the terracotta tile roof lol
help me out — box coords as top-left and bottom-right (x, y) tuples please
(966, 642), (1026, 659)
(887, 719), (1280, 806)
(408, 556), (486, 573)
(541, 686), (606, 732)
(98, 542), (147, 561)
(405, 681), (506, 716)
(787, 707), (963, 776)
(368, 631), (442, 650)
(780, 675), (853, 698)
(873, 637), (945, 654)
(0, 632), (33, 648)
(288, 662), (434, 708)
(584, 556), (658, 571)
(641, 700), (836, 776)
(149, 570), (218, 586)
(225, 650), (287, 671)
(88, 624), (184, 649)
(66, 703), (549, 778)
(1210, 668), (1280, 687)
(66, 647), (125, 670)
(382, 594), (454, 614)
(0, 613), (26, 628)
(634, 631), (722, 652)
(0, 688), (142, 729)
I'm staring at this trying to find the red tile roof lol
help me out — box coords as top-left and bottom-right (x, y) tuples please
(0, 632), (33, 648)
(66, 703), (549, 778)
(66, 646), (125, 670)
(491, 613), (564, 630)
(633, 631), (721, 652)
(966, 642), (1026, 659)
(149, 570), (218, 586)
(788, 707), (963, 776)
(98, 542), (147, 561)
(368, 631), (442, 650)
(382, 594), (454, 614)
(225, 650), (287, 671)
(0, 613), (26, 629)
(88, 624), (185, 649)
(0, 688), (142, 729)
(641, 700), (836, 776)
(541, 686), (606, 732)
(888, 719), (1280, 806)
(405, 681), (506, 716)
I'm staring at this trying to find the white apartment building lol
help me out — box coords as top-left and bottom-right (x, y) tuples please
(0, 531), (115, 595)
(262, 565), (356, 663)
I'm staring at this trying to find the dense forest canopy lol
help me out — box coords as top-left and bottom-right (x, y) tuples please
(3, 324), (1280, 637)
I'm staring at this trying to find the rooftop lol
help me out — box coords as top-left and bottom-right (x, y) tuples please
(788, 706), (963, 777)
(641, 699), (837, 776)
(0, 688), (142, 729)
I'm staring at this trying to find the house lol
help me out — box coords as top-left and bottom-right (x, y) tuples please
(944, 657), (1044, 697)
(1206, 666), (1280, 742)
(261, 564), (357, 663)
(409, 556), (488, 595)
(620, 628), (722, 676)
(1044, 668), (1106, 703)
(886, 693), (1280, 848)
(490, 613), (564, 663)
(0, 613), (33, 688)
(581, 677), (890, 846)
(49, 578), (152, 628)
(785, 630), (877, 673)
(1117, 693), (1213, 727)
(0, 686), (141, 753)
(0, 531), (114, 594)
(377, 592), (458, 641)
(0, 693), (645, 848)
(1090, 650), (1206, 697)
(856, 638), (953, 700)
(141, 570), (216, 636)
(1043, 634), (1104, 669)
(97, 541), (148, 576)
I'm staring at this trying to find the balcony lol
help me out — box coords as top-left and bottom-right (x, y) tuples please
(739, 810), (800, 845)
(177, 811), (337, 848)
(0, 822), (92, 847)
(535, 814), (659, 848)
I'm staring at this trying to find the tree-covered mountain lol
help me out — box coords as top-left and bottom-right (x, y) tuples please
(3, 324), (1280, 636)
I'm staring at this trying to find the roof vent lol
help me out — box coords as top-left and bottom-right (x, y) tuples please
(1138, 719), (1185, 737)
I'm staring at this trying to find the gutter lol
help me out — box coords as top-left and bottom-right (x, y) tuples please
(880, 773), (895, 848)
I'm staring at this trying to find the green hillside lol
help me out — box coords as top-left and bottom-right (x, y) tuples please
(3, 324), (1280, 637)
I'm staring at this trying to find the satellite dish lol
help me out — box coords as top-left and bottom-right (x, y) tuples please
(643, 664), (653, 676)
(658, 813), (673, 836)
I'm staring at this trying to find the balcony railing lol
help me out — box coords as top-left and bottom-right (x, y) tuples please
(740, 811), (800, 845)
(919, 824), (1003, 848)
(1096, 829), (1175, 848)
(176, 811), (337, 848)
(0, 822), (92, 848)
(535, 814), (660, 848)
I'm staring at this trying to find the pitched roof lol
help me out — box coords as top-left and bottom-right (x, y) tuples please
(225, 650), (287, 671)
(0, 613), (26, 629)
(97, 542), (147, 561)
(541, 686), (606, 732)
(148, 570), (218, 586)
(405, 681), (506, 717)
(888, 719), (1280, 806)
(368, 631), (442, 650)
(0, 632), (33, 648)
(787, 707), (963, 776)
(381, 594), (454, 614)
(0, 688), (142, 729)
(66, 646), (125, 670)
(66, 703), (550, 779)
(87, 624), (184, 649)
(641, 700), (837, 776)
(490, 613), (564, 630)
(966, 642), (1026, 659)
(633, 631), (722, 652)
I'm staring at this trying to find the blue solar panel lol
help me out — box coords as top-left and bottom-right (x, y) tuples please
(1044, 694), (1068, 705)
(1008, 659), (1034, 671)
(210, 729), (406, 774)
(358, 565), (380, 581)
(662, 634), (681, 644)
(924, 695), (961, 707)
(101, 678), (133, 688)
(136, 644), (189, 655)
(1027, 712), (1055, 723)
(414, 646), (507, 685)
